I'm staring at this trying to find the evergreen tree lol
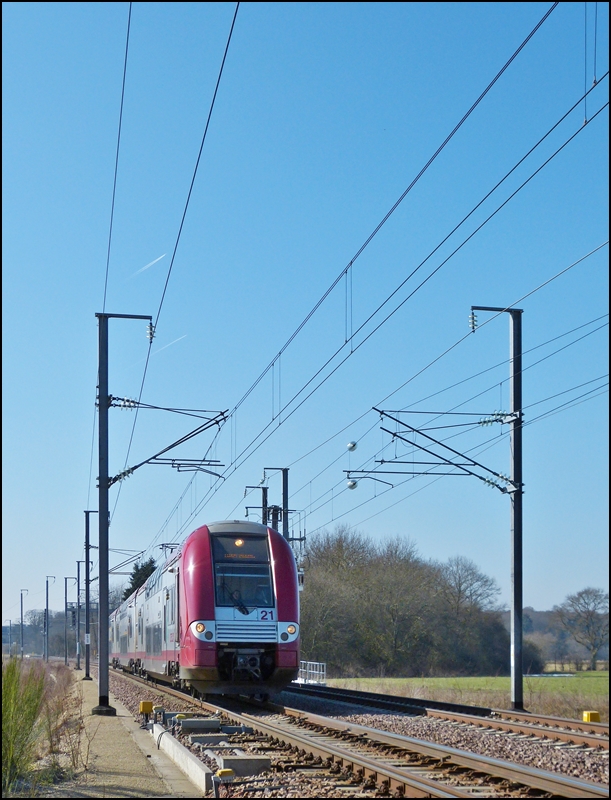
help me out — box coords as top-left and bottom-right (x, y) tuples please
(122, 557), (156, 601)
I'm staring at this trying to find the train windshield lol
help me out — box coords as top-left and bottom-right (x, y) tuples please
(211, 534), (274, 609)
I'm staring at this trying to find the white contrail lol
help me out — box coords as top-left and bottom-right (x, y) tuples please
(131, 253), (166, 276)
(124, 335), (187, 371)
(152, 335), (187, 355)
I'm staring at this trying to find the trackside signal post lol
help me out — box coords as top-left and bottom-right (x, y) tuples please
(94, 312), (151, 717)
(472, 306), (523, 710)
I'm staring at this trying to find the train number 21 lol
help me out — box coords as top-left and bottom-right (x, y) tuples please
(260, 610), (274, 620)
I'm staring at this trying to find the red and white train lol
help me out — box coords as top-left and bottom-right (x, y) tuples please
(109, 520), (300, 695)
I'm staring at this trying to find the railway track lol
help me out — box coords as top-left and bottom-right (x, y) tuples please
(284, 684), (610, 750)
(113, 671), (607, 797)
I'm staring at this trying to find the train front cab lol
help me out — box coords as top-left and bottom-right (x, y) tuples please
(179, 521), (300, 695)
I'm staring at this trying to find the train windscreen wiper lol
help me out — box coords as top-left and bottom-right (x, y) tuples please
(222, 581), (250, 615)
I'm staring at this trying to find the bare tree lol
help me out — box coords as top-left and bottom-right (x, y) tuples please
(439, 555), (501, 616)
(554, 587), (609, 671)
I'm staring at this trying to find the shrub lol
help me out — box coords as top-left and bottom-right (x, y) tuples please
(2, 658), (46, 794)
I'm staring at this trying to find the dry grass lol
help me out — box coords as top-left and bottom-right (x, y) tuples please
(2, 660), (101, 797)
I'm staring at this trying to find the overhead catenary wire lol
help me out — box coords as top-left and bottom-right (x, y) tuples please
(144, 8), (608, 553)
(149, 41), (608, 542)
(218, 133), (609, 479)
(229, 2), (561, 417)
(158, 281), (608, 550)
(109, 3), (240, 522)
(86, 3), (132, 511)
(158, 239), (609, 548)
(275, 312), (609, 494)
(137, 67), (610, 550)
(210, 97), (610, 482)
(102, 2), (132, 314)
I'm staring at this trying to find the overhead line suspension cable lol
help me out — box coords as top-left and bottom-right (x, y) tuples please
(284, 311), (608, 489)
(87, 3), (132, 509)
(111, 3), (240, 521)
(391, 313), (609, 412)
(181, 294), (608, 530)
(155, 7), (597, 540)
(154, 2), (240, 327)
(229, 2), (560, 415)
(102, 1), (132, 313)
(221, 112), (609, 478)
(163, 240), (609, 543)
(154, 12), (611, 543)
(256, 82), (609, 477)
(213, 86), (609, 481)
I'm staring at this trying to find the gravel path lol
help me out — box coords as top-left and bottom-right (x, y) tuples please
(35, 672), (182, 798)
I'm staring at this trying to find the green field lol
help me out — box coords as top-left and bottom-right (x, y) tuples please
(326, 672), (609, 722)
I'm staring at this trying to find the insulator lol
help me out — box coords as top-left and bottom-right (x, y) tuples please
(469, 312), (478, 332)
(347, 479), (358, 490)
(146, 322), (155, 341)
(347, 441), (357, 451)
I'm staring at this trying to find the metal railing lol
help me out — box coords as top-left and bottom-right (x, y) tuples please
(294, 660), (326, 685)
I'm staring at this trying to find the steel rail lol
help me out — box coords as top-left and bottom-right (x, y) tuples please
(113, 672), (607, 797)
(121, 674), (464, 796)
(425, 708), (609, 749)
(491, 708), (609, 736)
(287, 684), (609, 747)
(272, 706), (609, 798)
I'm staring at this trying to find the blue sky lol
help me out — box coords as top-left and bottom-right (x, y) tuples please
(3, 1), (608, 626)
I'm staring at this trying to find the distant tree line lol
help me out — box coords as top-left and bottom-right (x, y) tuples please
(299, 526), (544, 677)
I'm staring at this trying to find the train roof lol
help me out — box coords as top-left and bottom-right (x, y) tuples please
(204, 520), (270, 534)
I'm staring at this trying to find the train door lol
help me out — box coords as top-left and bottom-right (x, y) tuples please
(175, 571), (180, 652)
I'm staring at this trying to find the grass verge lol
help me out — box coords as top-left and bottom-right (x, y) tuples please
(326, 672), (609, 721)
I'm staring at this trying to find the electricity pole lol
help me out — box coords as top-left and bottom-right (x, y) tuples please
(45, 576), (55, 661)
(64, 577), (76, 665)
(264, 467), (290, 539)
(93, 312), (151, 716)
(84, 510), (97, 680)
(245, 485), (269, 524)
(20, 589), (28, 659)
(472, 305), (523, 710)
(76, 561), (87, 670)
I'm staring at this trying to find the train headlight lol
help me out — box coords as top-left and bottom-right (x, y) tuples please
(287, 625), (296, 635)
(195, 623), (206, 633)
(280, 633), (289, 641)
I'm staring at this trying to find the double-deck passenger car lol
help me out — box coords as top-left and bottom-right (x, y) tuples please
(109, 520), (300, 695)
